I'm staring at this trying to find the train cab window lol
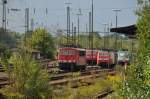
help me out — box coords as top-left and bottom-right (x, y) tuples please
(79, 51), (85, 56)
(64, 51), (69, 55)
(100, 51), (109, 56)
(69, 50), (76, 55)
(60, 50), (75, 55)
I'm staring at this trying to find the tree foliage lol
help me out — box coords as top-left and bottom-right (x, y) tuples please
(0, 43), (11, 59)
(0, 52), (52, 99)
(0, 28), (19, 48)
(25, 28), (56, 59)
(58, 32), (102, 49)
(119, 0), (150, 98)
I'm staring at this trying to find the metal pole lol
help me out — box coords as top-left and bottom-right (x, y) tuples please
(72, 22), (74, 43)
(113, 9), (121, 50)
(68, 6), (71, 38)
(107, 24), (110, 49)
(91, 0), (94, 66)
(86, 24), (88, 48)
(103, 24), (107, 49)
(115, 12), (117, 50)
(89, 12), (91, 49)
(67, 6), (69, 44)
(65, 3), (71, 45)
(25, 8), (29, 46)
(78, 16), (80, 46)
(31, 18), (34, 32)
(76, 8), (82, 47)
(25, 8), (29, 34)
(2, 0), (7, 31)
(131, 39), (134, 61)
(74, 26), (76, 45)
(120, 33), (123, 50)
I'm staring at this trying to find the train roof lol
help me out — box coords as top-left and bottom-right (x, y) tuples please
(59, 47), (85, 51)
(99, 48), (117, 52)
(86, 49), (99, 51)
(118, 50), (130, 53)
(60, 44), (81, 48)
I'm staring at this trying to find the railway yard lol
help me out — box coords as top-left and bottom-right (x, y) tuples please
(0, 0), (149, 99)
(0, 62), (122, 99)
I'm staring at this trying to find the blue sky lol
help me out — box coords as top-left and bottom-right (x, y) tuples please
(0, 0), (138, 33)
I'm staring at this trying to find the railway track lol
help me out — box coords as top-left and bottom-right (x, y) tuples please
(0, 65), (115, 88)
(49, 68), (113, 80)
(49, 69), (114, 86)
(96, 88), (114, 99)
(0, 68), (115, 98)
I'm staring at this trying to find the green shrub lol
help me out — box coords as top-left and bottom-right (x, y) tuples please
(0, 52), (52, 99)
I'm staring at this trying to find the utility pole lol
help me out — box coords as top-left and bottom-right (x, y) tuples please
(112, 9), (121, 50)
(2, 0), (7, 31)
(66, 3), (71, 45)
(76, 8), (82, 46)
(107, 24), (110, 49)
(74, 26), (76, 45)
(102, 24), (107, 49)
(102, 23), (109, 49)
(89, 12), (91, 49)
(72, 22), (74, 43)
(91, 0), (94, 66)
(86, 24), (88, 48)
(31, 18), (34, 32)
(25, 8), (29, 45)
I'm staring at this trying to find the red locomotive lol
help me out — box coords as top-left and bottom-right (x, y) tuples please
(86, 49), (99, 65)
(97, 49), (117, 68)
(58, 47), (86, 71)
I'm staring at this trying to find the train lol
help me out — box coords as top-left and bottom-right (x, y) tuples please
(86, 49), (99, 65)
(58, 47), (120, 71)
(58, 47), (86, 71)
(117, 51), (131, 65)
(97, 49), (118, 68)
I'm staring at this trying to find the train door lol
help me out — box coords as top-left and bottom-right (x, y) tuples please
(77, 49), (86, 66)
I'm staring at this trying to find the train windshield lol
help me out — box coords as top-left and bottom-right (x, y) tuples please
(118, 51), (130, 58)
(60, 50), (76, 55)
(79, 50), (86, 56)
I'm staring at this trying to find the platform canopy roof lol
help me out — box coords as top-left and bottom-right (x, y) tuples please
(110, 25), (137, 38)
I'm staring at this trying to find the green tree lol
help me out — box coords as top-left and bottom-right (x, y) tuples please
(0, 28), (19, 48)
(58, 32), (102, 49)
(0, 52), (52, 99)
(0, 43), (11, 59)
(119, 0), (150, 98)
(25, 28), (56, 59)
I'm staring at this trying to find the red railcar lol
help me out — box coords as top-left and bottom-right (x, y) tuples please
(97, 50), (117, 68)
(58, 47), (86, 71)
(86, 49), (99, 65)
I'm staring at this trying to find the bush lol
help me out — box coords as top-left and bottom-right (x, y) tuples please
(0, 52), (52, 99)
